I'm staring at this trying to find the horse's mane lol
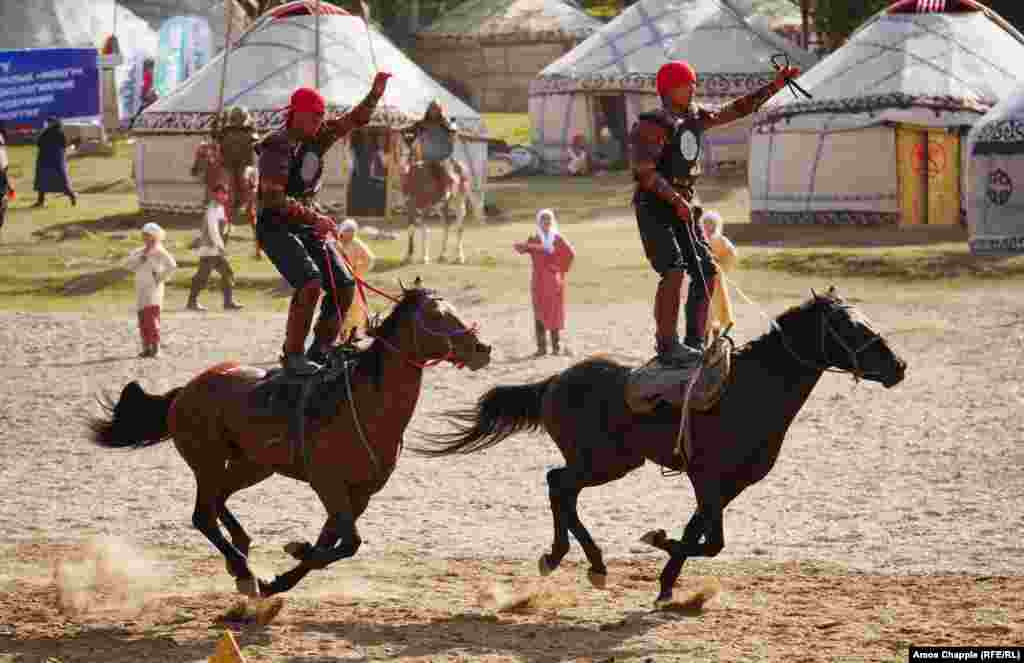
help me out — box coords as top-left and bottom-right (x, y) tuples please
(734, 293), (835, 359)
(342, 287), (431, 386)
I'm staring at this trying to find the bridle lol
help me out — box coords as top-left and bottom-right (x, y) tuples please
(371, 298), (479, 370)
(771, 300), (884, 382)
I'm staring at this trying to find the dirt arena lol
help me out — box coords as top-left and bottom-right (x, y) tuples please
(1, 281), (1022, 662)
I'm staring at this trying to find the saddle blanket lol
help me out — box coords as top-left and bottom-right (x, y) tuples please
(625, 335), (731, 415)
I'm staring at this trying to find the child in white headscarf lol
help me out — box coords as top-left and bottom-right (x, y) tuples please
(336, 218), (375, 341)
(700, 209), (738, 336)
(121, 222), (177, 357)
(514, 209), (576, 356)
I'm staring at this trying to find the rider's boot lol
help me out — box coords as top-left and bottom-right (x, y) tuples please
(533, 319), (547, 357)
(281, 281), (322, 375)
(682, 262), (718, 355)
(654, 270), (701, 368)
(307, 284), (354, 364)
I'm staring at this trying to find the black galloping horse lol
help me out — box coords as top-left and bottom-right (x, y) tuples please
(414, 287), (906, 605)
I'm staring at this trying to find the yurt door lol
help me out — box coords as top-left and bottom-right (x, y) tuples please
(925, 129), (961, 226)
(897, 126), (961, 225)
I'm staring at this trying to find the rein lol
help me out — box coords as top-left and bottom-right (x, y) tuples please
(325, 242), (476, 370)
(724, 276), (881, 382)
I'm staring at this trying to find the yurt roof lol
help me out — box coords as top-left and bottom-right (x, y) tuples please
(0, 0), (156, 53)
(134, 9), (485, 137)
(756, 0), (1024, 131)
(418, 0), (601, 43)
(969, 83), (1024, 156)
(530, 0), (816, 98)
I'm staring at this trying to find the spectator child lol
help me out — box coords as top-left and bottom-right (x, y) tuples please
(122, 222), (177, 357)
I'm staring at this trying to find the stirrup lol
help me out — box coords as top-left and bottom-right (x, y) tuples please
(282, 353), (321, 376)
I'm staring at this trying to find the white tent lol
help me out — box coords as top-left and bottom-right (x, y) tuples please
(528, 0), (816, 173)
(966, 84), (1024, 255)
(133, 2), (488, 217)
(749, 0), (1024, 227)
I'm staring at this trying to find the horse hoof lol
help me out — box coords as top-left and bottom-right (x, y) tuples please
(538, 554), (556, 577)
(283, 540), (311, 560)
(236, 576), (261, 598)
(654, 593), (673, 609)
(437, 255), (448, 264)
(639, 529), (667, 548)
(587, 569), (608, 589)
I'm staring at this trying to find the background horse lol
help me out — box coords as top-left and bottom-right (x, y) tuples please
(90, 283), (491, 598)
(414, 287), (906, 606)
(399, 151), (478, 266)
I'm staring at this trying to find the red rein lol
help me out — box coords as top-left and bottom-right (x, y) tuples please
(324, 242), (469, 370)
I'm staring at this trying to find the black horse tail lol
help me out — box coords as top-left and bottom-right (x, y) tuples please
(90, 381), (182, 449)
(414, 375), (556, 456)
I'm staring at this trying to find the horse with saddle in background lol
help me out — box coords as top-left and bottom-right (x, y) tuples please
(399, 114), (478, 265)
(90, 280), (491, 598)
(414, 287), (906, 606)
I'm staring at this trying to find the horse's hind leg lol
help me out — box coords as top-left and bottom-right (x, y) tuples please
(189, 460), (262, 596)
(420, 219), (431, 265)
(438, 204), (451, 263)
(217, 459), (273, 569)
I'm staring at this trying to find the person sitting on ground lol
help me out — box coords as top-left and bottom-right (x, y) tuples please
(566, 134), (590, 176)
(700, 209), (738, 336)
(122, 222), (176, 358)
(187, 183), (244, 312)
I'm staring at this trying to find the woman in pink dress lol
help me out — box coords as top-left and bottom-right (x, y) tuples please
(515, 209), (576, 356)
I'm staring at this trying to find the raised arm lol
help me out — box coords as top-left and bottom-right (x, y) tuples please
(701, 66), (800, 130)
(316, 72), (391, 154)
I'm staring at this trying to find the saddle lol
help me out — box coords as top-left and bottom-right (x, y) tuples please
(625, 332), (732, 415)
(248, 346), (360, 469)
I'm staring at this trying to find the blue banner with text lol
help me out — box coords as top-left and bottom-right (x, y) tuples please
(0, 48), (100, 126)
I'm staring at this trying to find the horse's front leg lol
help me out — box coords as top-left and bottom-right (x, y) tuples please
(420, 216), (431, 265)
(260, 484), (368, 596)
(455, 207), (466, 265)
(402, 208), (417, 265)
(438, 204), (451, 263)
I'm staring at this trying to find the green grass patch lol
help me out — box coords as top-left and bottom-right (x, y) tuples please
(481, 112), (531, 145)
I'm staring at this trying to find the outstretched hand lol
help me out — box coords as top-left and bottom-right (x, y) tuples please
(773, 65), (801, 89)
(372, 72), (392, 97)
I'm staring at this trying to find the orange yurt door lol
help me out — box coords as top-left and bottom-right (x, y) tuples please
(897, 125), (962, 225)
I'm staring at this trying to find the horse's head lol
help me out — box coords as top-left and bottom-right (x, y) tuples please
(371, 278), (491, 371)
(782, 286), (906, 388)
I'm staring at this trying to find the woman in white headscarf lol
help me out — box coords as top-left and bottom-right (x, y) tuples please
(514, 208), (576, 356)
(336, 218), (375, 341)
(700, 209), (738, 335)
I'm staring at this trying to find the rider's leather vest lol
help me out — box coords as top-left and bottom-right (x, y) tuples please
(640, 107), (704, 184)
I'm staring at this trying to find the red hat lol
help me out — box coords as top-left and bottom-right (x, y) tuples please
(289, 87), (326, 114)
(655, 61), (697, 97)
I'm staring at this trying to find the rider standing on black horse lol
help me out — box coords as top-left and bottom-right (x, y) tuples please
(258, 73), (391, 375)
(631, 59), (799, 368)
(407, 100), (459, 197)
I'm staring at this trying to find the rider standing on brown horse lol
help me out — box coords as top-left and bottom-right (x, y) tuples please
(257, 74), (391, 375)
(408, 100), (459, 197)
(631, 60), (799, 368)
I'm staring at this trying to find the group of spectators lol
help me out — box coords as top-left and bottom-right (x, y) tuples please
(567, 126), (625, 177)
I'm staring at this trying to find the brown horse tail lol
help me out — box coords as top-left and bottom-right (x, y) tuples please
(413, 376), (556, 457)
(89, 381), (181, 449)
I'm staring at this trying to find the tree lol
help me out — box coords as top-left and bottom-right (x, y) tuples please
(811, 0), (889, 51)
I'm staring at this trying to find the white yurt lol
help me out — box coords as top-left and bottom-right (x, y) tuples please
(132, 0), (488, 218)
(415, 0), (602, 112)
(749, 0), (1024, 226)
(528, 0), (816, 173)
(966, 85), (1024, 255)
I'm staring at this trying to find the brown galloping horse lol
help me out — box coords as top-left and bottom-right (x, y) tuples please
(399, 149), (475, 265)
(91, 282), (491, 597)
(414, 288), (906, 606)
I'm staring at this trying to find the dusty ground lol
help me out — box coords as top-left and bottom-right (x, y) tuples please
(1, 277), (1023, 662)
